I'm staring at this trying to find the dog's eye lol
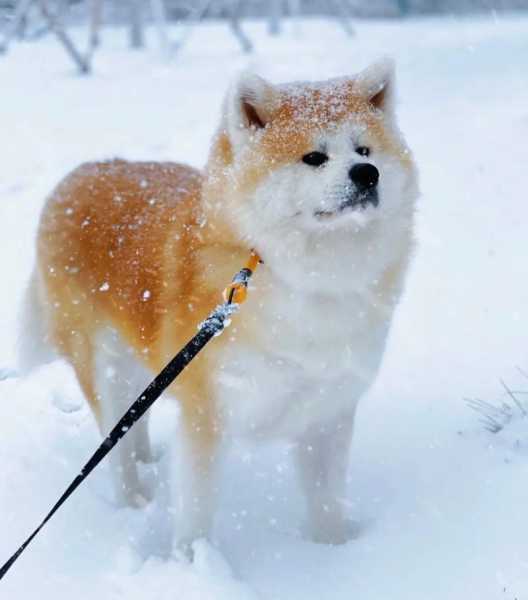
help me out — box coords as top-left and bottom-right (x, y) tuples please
(356, 146), (370, 157)
(302, 152), (329, 167)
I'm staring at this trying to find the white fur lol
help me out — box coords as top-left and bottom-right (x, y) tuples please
(18, 270), (56, 374)
(22, 65), (418, 549)
(95, 67), (418, 546)
(208, 66), (418, 544)
(94, 326), (154, 507)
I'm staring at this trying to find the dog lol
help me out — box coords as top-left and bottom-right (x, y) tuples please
(20, 59), (418, 547)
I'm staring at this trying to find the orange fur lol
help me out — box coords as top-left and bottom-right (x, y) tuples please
(37, 160), (242, 425)
(36, 73), (413, 437)
(31, 66), (417, 540)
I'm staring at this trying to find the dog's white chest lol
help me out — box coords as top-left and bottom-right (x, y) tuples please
(214, 276), (392, 439)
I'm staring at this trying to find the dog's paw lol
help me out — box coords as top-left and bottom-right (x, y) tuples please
(173, 539), (195, 562)
(304, 517), (361, 545)
(136, 445), (163, 465)
(117, 483), (153, 509)
(129, 491), (151, 509)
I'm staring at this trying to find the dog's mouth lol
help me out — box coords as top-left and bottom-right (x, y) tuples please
(314, 190), (379, 220)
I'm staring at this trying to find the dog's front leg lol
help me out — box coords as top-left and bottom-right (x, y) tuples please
(296, 411), (356, 545)
(174, 398), (222, 552)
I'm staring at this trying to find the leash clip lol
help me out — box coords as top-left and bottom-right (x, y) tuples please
(222, 250), (262, 305)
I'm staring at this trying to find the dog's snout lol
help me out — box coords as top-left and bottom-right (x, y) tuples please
(349, 163), (379, 190)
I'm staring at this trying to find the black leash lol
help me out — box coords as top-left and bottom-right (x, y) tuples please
(0, 255), (259, 581)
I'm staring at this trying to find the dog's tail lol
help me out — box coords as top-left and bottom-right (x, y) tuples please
(16, 269), (56, 375)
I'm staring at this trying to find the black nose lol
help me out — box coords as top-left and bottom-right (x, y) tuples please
(349, 163), (379, 190)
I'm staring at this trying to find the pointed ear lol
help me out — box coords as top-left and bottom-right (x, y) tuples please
(226, 72), (279, 143)
(355, 58), (396, 114)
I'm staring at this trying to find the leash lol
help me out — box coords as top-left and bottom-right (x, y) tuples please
(0, 250), (261, 581)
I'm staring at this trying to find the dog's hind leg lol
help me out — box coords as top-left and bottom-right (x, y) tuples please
(94, 326), (153, 508)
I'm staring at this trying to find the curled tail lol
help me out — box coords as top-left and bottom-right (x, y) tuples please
(17, 269), (56, 375)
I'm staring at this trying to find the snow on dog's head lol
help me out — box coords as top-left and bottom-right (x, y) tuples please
(204, 60), (418, 263)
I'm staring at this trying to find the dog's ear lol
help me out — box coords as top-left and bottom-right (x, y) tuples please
(226, 72), (279, 144)
(355, 58), (396, 115)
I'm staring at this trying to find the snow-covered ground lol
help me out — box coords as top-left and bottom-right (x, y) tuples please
(1, 13), (528, 599)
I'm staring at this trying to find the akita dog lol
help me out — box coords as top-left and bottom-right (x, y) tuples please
(21, 59), (418, 546)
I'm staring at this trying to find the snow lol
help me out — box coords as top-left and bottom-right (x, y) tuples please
(1, 13), (528, 600)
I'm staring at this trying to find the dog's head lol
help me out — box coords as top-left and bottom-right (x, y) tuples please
(205, 60), (418, 268)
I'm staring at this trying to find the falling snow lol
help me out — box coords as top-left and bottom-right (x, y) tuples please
(0, 14), (527, 600)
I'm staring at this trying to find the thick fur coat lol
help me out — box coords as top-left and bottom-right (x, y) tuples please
(22, 59), (418, 547)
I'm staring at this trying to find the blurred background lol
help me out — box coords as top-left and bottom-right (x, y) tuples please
(1, 0), (528, 73)
(1, 2), (527, 600)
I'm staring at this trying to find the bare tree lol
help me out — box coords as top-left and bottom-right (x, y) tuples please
(0, 0), (33, 52)
(89, 0), (103, 49)
(396, 0), (410, 15)
(268, 0), (281, 35)
(1, 0), (91, 72)
(129, 0), (143, 48)
(39, 0), (91, 72)
(227, 0), (252, 53)
(150, 0), (169, 56)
